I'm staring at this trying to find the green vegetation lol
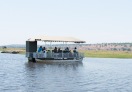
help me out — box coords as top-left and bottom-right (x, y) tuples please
(1, 47), (132, 58)
(80, 50), (132, 58)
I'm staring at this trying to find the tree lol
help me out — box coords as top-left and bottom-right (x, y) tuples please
(2, 46), (7, 51)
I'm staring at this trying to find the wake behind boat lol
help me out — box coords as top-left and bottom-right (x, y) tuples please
(26, 35), (86, 63)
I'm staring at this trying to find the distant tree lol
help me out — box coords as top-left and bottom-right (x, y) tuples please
(124, 45), (127, 47)
(2, 46), (7, 51)
(113, 48), (117, 51)
(127, 48), (131, 51)
(121, 47), (127, 51)
(104, 43), (107, 47)
(88, 48), (91, 50)
(2, 46), (7, 49)
(130, 44), (132, 47)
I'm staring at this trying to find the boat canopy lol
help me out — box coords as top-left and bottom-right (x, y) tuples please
(27, 35), (85, 43)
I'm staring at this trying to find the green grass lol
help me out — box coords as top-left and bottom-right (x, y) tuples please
(1, 48), (132, 58)
(80, 50), (132, 58)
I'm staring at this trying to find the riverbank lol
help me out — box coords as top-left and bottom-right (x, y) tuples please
(1, 48), (132, 58)
(80, 50), (132, 58)
(0, 48), (25, 54)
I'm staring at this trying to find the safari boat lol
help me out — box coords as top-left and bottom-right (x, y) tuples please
(26, 35), (86, 62)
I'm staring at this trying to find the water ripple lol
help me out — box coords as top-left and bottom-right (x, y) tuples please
(0, 53), (132, 92)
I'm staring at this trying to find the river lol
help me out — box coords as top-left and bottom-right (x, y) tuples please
(0, 53), (132, 92)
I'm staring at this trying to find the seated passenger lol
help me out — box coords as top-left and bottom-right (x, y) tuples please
(65, 47), (69, 52)
(73, 47), (77, 53)
(58, 48), (62, 53)
(42, 47), (47, 58)
(73, 47), (78, 58)
(54, 47), (57, 53)
(42, 47), (46, 53)
(38, 46), (42, 52)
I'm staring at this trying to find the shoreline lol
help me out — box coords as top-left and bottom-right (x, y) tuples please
(1, 48), (132, 58)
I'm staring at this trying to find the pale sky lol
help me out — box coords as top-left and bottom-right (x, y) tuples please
(0, 0), (132, 45)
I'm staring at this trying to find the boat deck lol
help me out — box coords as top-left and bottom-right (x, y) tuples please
(26, 51), (84, 60)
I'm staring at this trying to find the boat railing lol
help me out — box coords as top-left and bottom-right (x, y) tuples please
(26, 51), (84, 59)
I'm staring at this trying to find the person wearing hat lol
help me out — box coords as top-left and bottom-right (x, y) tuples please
(73, 47), (77, 53)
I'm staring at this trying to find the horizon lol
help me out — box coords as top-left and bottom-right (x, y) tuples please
(1, 42), (132, 47)
(0, 0), (132, 45)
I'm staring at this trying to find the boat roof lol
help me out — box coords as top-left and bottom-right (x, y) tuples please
(27, 35), (86, 43)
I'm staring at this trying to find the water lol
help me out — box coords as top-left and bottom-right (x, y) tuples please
(0, 53), (132, 92)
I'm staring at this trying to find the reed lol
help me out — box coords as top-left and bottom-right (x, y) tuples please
(80, 50), (132, 58)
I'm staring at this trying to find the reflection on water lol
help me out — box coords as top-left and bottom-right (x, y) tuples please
(1, 53), (132, 92)
(23, 61), (83, 92)
(25, 61), (83, 70)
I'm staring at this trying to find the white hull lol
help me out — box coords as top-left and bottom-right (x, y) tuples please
(35, 58), (83, 63)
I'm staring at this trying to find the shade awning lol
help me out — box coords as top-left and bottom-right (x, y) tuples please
(27, 35), (86, 43)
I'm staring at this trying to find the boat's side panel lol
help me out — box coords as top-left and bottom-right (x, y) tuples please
(35, 58), (83, 63)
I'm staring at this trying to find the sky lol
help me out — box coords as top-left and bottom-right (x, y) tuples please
(0, 0), (132, 45)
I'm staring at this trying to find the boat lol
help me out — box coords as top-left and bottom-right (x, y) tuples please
(26, 35), (86, 63)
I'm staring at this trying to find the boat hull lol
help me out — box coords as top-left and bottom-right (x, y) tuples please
(35, 58), (83, 63)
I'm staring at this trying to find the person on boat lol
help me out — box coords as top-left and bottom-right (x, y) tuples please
(54, 47), (57, 53)
(65, 47), (70, 52)
(38, 46), (42, 52)
(73, 47), (78, 58)
(42, 47), (46, 53)
(42, 47), (47, 58)
(58, 48), (62, 53)
(73, 47), (77, 53)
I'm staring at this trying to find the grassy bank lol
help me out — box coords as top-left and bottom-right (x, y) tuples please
(0, 48), (25, 54)
(80, 50), (132, 58)
(1, 48), (132, 58)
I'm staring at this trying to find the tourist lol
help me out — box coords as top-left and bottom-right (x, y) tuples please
(42, 47), (46, 53)
(38, 46), (42, 52)
(42, 47), (47, 58)
(73, 47), (78, 58)
(65, 47), (69, 52)
(73, 47), (77, 53)
(54, 47), (57, 53)
(58, 48), (62, 53)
